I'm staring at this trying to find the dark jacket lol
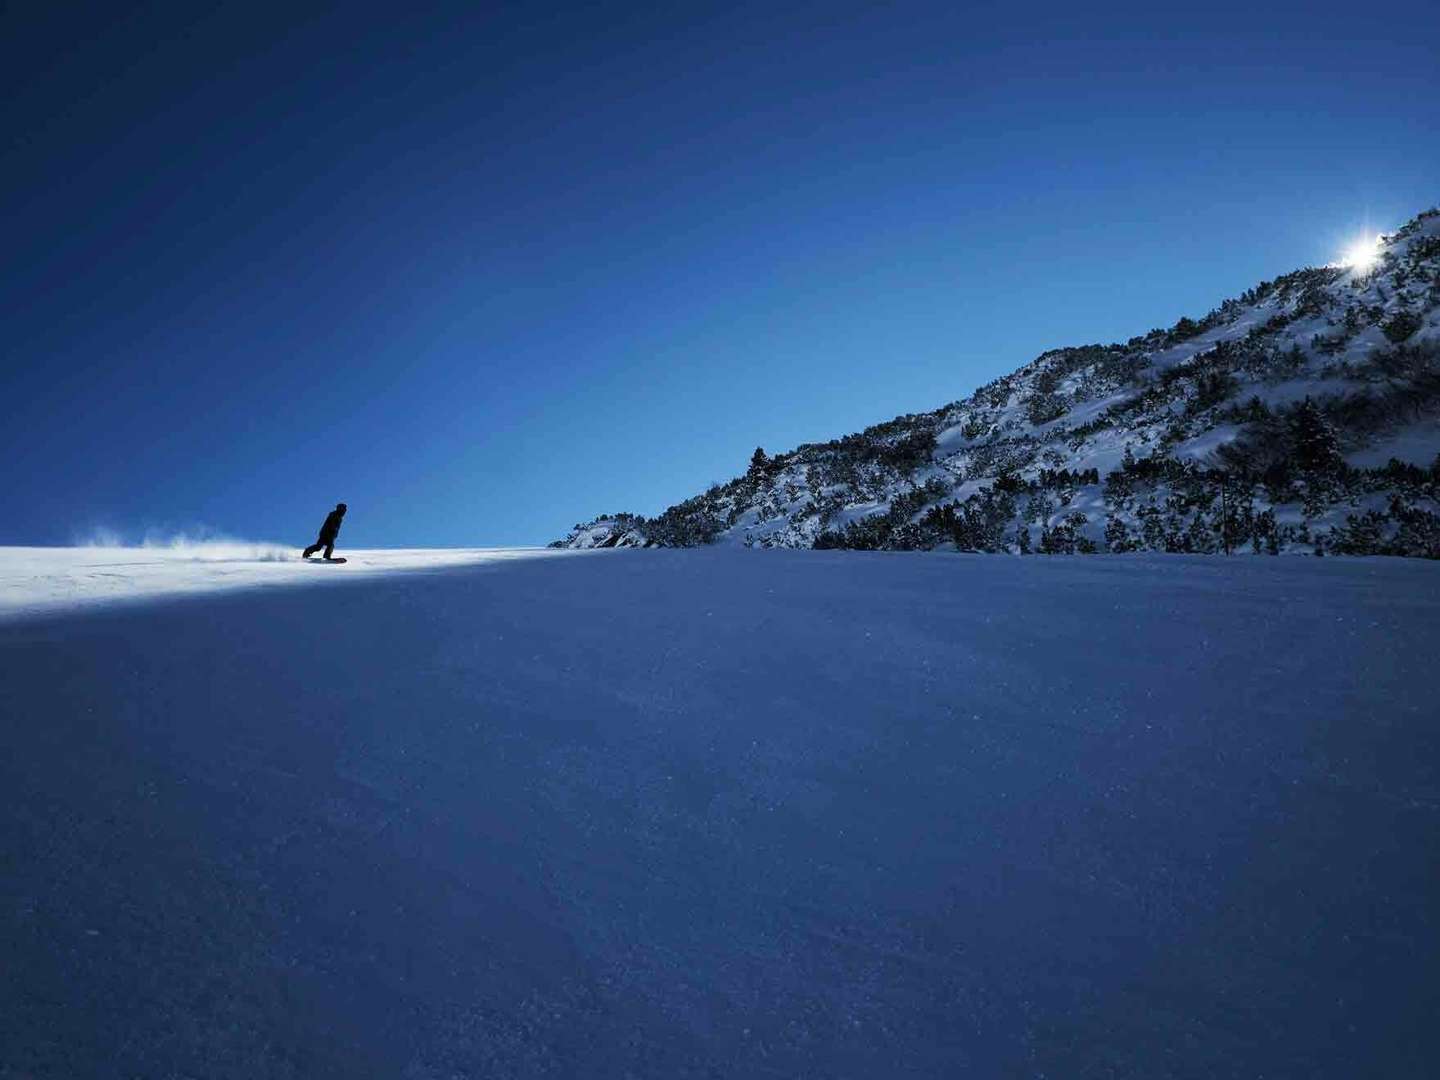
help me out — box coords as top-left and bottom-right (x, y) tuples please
(319, 509), (345, 541)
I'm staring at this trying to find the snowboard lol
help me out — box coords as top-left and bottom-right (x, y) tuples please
(306, 556), (348, 564)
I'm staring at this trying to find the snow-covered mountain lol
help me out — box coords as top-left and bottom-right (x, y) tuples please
(555, 208), (1440, 557)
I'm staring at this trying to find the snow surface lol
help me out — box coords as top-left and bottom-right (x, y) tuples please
(0, 544), (563, 619)
(2, 549), (1437, 1077)
(1347, 418), (1440, 468)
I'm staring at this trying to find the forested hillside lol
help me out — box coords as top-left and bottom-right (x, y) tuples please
(556, 209), (1440, 558)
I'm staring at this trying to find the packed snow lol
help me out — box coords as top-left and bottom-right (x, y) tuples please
(2, 547), (1436, 1077)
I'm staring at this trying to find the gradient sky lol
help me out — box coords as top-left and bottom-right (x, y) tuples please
(3, 1), (1437, 548)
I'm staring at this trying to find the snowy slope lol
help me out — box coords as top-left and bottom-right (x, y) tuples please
(0, 545), (564, 619)
(556, 207), (1440, 556)
(1, 549), (1436, 1077)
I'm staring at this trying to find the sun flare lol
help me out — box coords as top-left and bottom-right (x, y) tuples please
(1339, 234), (1382, 272)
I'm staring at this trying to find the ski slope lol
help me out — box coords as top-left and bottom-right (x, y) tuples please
(1, 548), (1437, 1077)
(0, 544), (562, 619)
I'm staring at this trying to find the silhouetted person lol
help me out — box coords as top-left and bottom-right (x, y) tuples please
(303, 502), (347, 559)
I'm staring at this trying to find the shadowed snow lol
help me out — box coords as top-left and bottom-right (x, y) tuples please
(1, 549), (1437, 1077)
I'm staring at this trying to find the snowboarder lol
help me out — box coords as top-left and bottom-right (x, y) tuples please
(302, 503), (347, 560)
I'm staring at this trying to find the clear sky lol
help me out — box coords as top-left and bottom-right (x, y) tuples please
(3, 1), (1437, 548)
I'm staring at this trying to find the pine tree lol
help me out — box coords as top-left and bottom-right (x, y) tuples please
(1290, 398), (1342, 475)
(1104, 514), (1134, 553)
(747, 447), (769, 481)
(1171, 316), (1201, 340)
(1255, 509), (1281, 555)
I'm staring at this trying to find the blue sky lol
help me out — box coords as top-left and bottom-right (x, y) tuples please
(3, 1), (1437, 547)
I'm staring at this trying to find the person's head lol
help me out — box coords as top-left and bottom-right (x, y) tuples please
(336, 502), (347, 514)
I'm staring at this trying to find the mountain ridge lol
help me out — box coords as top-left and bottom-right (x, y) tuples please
(554, 207), (1440, 558)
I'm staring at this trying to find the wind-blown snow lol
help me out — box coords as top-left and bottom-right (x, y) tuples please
(1, 548), (1436, 1077)
(0, 545), (564, 619)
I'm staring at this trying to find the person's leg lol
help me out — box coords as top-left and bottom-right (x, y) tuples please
(302, 543), (319, 558)
(323, 540), (334, 559)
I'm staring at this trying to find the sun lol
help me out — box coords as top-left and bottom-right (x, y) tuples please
(1339, 234), (1381, 272)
